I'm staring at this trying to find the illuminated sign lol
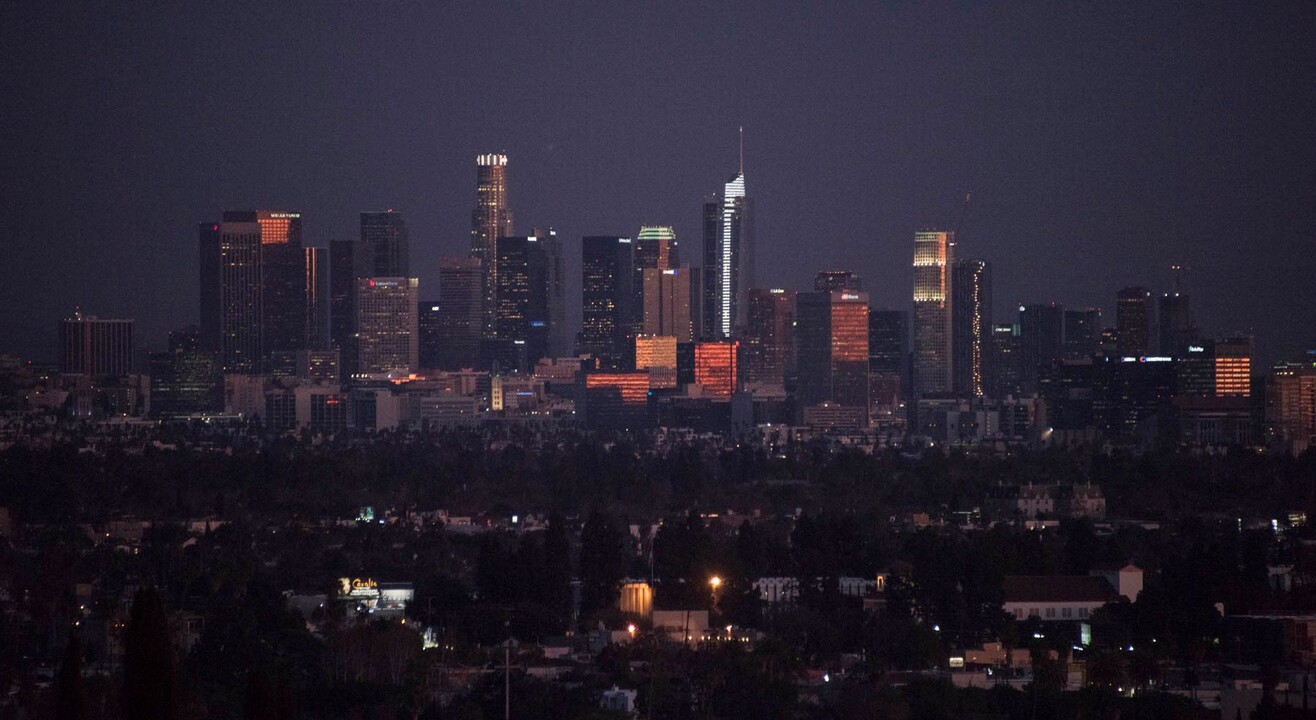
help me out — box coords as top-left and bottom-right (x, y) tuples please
(1188, 345), (1205, 353)
(841, 293), (860, 300)
(338, 577), (380, 598)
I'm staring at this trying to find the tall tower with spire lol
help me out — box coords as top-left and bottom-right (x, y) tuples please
(702, 128), (755, 339)
(471, 153), (514, 339)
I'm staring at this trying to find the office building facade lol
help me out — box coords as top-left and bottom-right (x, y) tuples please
(951, 258), (992, 398)
(796, 290), (870, 418)
(912, 230), (954, 398)
(361, 210), (410, 277)
(742, 288), (796, 388)
(59, 314), (134, 377)
(471, 154), (514, 338)
(435, 256), (483, 370)
(581, 235), (634, 368)
(702, 161), (754, 338)
(356, 277), (419, 375)
(1116, 286), (1152, 358)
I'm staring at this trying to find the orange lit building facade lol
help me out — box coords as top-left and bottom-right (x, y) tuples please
(694, 341), (738, 399)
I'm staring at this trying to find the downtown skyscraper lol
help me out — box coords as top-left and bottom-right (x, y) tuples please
(199, 219), (262, 374)
(742, 288), (796, 389)
(912, 230), (954, 398)
(796, 289), (870, 418)
(361, 210), (410, 277)
(951, 258), (991, 398)
(702, 135), (754, 339)
(471, 154), (514, 339)
(581, 235), (634, 369)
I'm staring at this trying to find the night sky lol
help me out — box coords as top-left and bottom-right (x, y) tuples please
(3, 1), (1314, 365)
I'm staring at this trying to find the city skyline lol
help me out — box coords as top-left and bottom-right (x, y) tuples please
(3, 3), (1315, 366)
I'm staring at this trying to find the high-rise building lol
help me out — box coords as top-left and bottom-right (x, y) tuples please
(1064, 308), (1103, 360)
(796, 290), (870, 417)
(199, 220), (263, 373)
(635, 226), (680, 271)
(1116, 286), (1152, 358)
(694, 341), (739, 399)
(742, 288), (796, 388)
(471, 154), (514, 338)
(1019, 303), (1065, 394)
(495, 234), (552, 369)
(361, 210), (410, 277)
(912, 230), (954, 398)
(1179, 337), (1253, 397)
(702, 139), (754, 338)
(581, 235), (634, 368)
(634, 226), (679, 333)
(1158, 292), (1195, 356)
(329, 239), (370, 377)
(356, 277), (419, 375)
(642, 267), (695, 342)
(869, 309), (909, 421)
(951, 259), (991, 398)
(304, 247), (330, 351)
(533, 227), (569, 358)
(988, 323), (1024, 398)
(635, 335), (678, 370)
(435, 256), (483, 370)
(418, 301), (443, 370)
(261, 241), (308, 356)
(1267, 361), (1316, 453)
(148, 327), (222, 417)
(815, 270), (862, 292)
(59, 313), (134, 377)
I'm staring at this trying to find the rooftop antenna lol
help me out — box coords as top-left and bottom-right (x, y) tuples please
(739, 126), (744, 176)
(1170, 264), (1186, 294)
(954, 192), (973, 236)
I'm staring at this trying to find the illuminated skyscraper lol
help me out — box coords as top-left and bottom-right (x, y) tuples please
(1116, 286), (1152, 357)
(951, 258), (991, 398)
(796, 290), (870, 417)
(642, 267), (695, 342)
(742, 288), (796, 388)
(702, 133), (754, 338)
(495, 234), (552, 369)
(634, 226), (679, 332)
(435, 256), (483, 370)
(1179, 337), (1253, 397)
(471, 154), (514, 337)
(694, 341), (739, 399)
(355, 277), (419, 375)
(635, 335), (678, 370)
(581, 235), (634, 368)
(59, 313), (134, 377)
(361, 210), (410, 277)
(912, 230), (953, 397)
(199, 220), (263, 374)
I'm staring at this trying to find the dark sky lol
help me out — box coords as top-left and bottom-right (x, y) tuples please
(3, 1), (1314, 365)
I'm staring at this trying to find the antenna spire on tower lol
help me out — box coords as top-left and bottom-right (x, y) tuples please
(739, 126), (744, 176)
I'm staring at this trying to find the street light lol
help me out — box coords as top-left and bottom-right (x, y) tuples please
(708, 576), (722, 590)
